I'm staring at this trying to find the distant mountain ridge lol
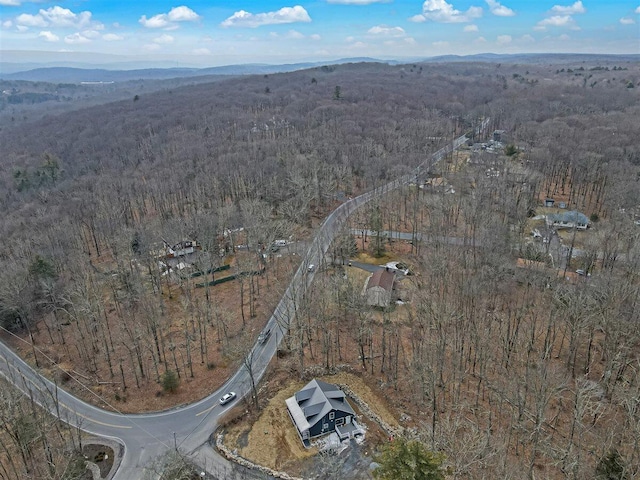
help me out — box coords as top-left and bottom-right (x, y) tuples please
(0, 58), (386, 82)
(2, 53), (637, 83)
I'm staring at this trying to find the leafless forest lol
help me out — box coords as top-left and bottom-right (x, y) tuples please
(1, 58), (640, 479)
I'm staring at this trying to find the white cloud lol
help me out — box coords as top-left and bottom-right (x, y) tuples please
(40, 6), (92, 28)
(636, 6), (640, 14)
(350, 41), (367, 48)
(558, 33), (570, 40)
(310, 33), (321, 40)
(464, 24), (479, 32)
(287, 29), (305, 39)
(16, 7), (98, 30)
(550, 1), (585, 15)
(485, 0), (515, 16)
(16, 25), (28, 32)
(16, 13), (47, 27)
(140, 6), (200, 29)
(433, 40), (449, 47)
(38, 30), (59, 42)
(485, 0), (516, 17)
(102, 33), (123, 41)
(521, 34), (534, 42)
(496, 34), (512, 44)
(368, 25), (406, 37)
(620, 17), (635, 25)
(412, 0), (483, 23)
(0, 0), (20, 6)
(139, 14), (169, 28)
(535, 15), (578, 30)
(193, 47), (211, 55)
(168, 6), (200, 22)
(221, 6), (311, 28)
(404, 37), (417, 44)
(327, 0), (388, 3)
(153, 33), (174, 44)
(82, 29), (100, 39)
(64, 33), (90, 44)
(475, 36), (487, 43)
(143, 43), (161, 51)
(2, 20), (13, 28)
(346, 36), (355, 42)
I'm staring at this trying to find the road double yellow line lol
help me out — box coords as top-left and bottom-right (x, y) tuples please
(59, 401), (132, 429)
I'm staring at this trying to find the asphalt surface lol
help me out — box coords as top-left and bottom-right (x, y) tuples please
(0, 120), (489, 479)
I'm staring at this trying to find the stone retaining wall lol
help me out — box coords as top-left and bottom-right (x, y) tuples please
(215, 433), (304, 480)
(336, 384), (404, 439)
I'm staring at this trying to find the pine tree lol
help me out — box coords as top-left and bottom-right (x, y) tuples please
(373, 438), (446, 480)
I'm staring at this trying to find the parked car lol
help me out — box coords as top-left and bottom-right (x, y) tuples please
(308, 264), (315, 272)
(384, 261), (410, 275)
(219, 392), (236, 405)
(258, 328), (271, 344)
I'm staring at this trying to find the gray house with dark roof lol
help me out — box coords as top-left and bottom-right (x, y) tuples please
(546, 210), (589, 230)
(285, 379), (358, 446)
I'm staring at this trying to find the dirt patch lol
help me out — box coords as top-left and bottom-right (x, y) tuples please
(225, 381), (317, 472)
(81, 444), (114, 478)
(321, 372), (399, 429)
(223, 371), (396, 477)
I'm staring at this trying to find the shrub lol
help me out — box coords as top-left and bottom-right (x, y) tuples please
(161, 370), (179, 393)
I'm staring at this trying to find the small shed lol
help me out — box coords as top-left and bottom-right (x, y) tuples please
(544, 198), (555, 207)
(364, 268), (395, 307)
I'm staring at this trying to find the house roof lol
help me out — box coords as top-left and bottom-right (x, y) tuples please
(367, 269), (395, 292)
(286, 379), (355, 434)
(516, 258), (547, 271)
(548, 210), (589, 225)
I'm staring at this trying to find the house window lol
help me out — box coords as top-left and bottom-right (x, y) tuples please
(329, 412), (335, 421)
(323, 423), (329, 431)
(335, 417), (345, 427)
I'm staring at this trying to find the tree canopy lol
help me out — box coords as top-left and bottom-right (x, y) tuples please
(373, 438), (446, 480)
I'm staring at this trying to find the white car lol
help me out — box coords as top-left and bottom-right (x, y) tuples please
(308, 264), (315, 272)
(219, 392), (236, 405)
(384, 261), (410, 275)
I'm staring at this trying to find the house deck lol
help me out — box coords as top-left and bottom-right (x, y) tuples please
(335, 421), (364, 440)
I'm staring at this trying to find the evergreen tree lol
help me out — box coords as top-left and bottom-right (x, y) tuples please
(161, 370), (180, 393)
(595, 449), (628, 480)
(373, 438), (446, 480)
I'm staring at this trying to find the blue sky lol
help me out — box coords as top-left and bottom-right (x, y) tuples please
(1, 1), (638, 66)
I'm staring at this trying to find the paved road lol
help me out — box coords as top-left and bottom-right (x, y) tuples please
(0, 119), (489, 479)
(350, 229), (482, 247)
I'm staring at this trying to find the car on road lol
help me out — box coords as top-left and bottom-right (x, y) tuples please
(219, 392), (236, 405)
(258, 328), (271, 344)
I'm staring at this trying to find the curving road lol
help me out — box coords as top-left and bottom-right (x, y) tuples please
(0, 118), (489, 479)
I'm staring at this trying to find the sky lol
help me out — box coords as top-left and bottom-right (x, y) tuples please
(1, 0), (639, 66)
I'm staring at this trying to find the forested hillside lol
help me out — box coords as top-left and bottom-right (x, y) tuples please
(1, 58), (640, 478)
